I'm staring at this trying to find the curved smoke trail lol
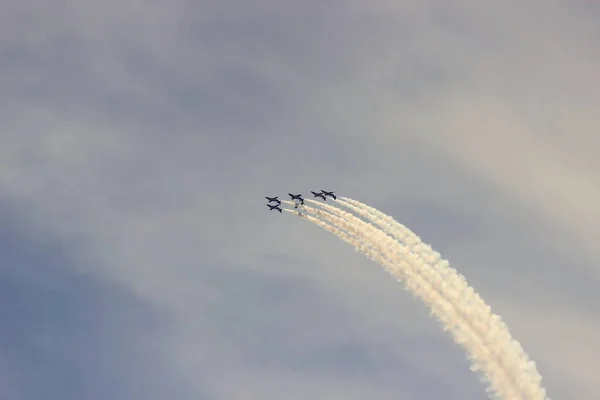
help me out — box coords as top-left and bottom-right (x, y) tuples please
(332, 198), (547, 396)
(298, 202), (518, 398)
(284, 199), (548, 400)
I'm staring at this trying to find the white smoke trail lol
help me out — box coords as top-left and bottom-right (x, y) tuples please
(331, 197), (499, 321)
(300, 202), (517, 398)
(293, 200), (548, 399)
(332, 197), (548, 399)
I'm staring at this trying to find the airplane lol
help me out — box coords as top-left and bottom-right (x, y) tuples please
(311, 190), (326, 200)
(288, 193), (304, 204)
(321, 190), (336, 200)
(265, 196), (281, 204)
(267, 204), (282, 213)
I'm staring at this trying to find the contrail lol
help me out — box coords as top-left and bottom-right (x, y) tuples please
(301, 202), (517, 398)
(292, 199), (548, 399)
(332, 197), (547, 399)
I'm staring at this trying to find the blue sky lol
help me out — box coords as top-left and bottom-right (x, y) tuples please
(1, 1), (599, 398)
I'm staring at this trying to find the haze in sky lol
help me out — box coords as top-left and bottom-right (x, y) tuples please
(1, 1), (599, 399)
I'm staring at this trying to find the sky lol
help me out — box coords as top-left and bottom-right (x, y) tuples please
(1, 0), (599, 399)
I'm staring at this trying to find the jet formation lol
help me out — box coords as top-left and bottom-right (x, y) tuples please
(266, 190), (336, 214)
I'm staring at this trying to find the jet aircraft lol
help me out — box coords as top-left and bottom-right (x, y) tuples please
(267, 204), (282, 213)
(288, 193), (304, 204)
(321, 190), (336, 200)
(311, 190), (327, 200)
(265, 196), (281, 204)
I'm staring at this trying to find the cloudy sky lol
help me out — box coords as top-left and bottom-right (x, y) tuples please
(1, 0), (599, 399)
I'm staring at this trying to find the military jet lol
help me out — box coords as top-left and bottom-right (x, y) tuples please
(288, 193), (304, 204)
(265, 196), (281, 204)
(267, 204), (282, 213)
(311, 190), (327, 200)
(321, 190), (336, 200)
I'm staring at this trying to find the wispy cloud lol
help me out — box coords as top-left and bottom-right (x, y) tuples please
(1, 0), (599, 398)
